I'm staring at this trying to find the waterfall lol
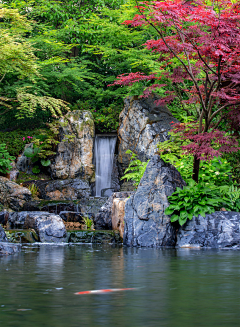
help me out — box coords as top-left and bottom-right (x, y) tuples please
(94, 135), (117, 197)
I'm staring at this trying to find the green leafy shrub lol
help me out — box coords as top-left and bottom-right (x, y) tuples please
(82, 216), (93, 230)
(121, 150), (149, 187)
(72, 101), (123, 133)
(220, 185), (240, 212)
(0, 143), (15, 174)
(0, 129), (41, 158)
(172, 156), (233, 186)
(158, 133), (234, 186)
(165, 181), (227, 226)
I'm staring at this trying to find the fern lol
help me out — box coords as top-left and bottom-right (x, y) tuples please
(121, 150), (149, 187)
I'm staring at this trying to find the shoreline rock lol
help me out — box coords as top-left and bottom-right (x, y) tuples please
(123, 155), (185, 247)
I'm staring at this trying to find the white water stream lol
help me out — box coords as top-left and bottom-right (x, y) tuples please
(94, 135), (117, 197)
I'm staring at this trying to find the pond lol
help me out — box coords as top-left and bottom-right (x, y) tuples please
(0, 245), (240, 327)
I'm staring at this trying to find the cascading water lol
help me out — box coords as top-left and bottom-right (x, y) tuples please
(94, 135), (117, 197)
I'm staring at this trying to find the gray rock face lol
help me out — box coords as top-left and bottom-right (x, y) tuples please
(0, 242), (21, 255)
(0, 225), (8, 242)
(94, 192), (135, 230)
(0, 177), (32, 210)
(8, 212), (29, 229)
(176, 212), (240, 249)
(123, 155), (185, 247)
(111, 155), (120, 192)
(118, 95), (178, 175)
(35, 178), (91, 201)
(51, 110), (95, 181)
(23, 212), (67, 243)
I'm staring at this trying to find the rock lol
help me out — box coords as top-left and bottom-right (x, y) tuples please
(35, 178), (91, 201)
(16, 144), (33, 174)
(0, 177), (32, 210)
(0, 225), (21, 254)
(94, 191), (134, 230)
(176, 212), (240, 249)
(51, 110), (95, 181)
(0, 242), (21, 255)
(0, 225), (8, 242)
(68, 230), (122, 244)
(101, 188), (115, 197)
(111, 155), (120, 192)
(118, 95), (178, 175)
(8, 161), (19, 181)
(112, 198), (128, 238)
(8, 212), (29, 229)
(123, 155), (185, 247)
(78, 196), (107, 218)
(59, 211), (83, 223)
(23, 212), (67, 243)
(7, 230), (39, 243)
(0, 210), (9, 225)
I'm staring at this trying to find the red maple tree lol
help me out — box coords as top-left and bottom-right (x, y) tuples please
(111, 0), (240, 182)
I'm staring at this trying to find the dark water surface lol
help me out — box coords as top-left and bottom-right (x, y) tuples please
(0, 244), (240, 327)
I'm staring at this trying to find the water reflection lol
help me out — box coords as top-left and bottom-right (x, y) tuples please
(0, 245), (240, 327)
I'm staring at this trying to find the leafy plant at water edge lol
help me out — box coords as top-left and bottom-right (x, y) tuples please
(121, 150), (149, 187)
(165, 181), (227, 226)
(0, 143), (15, 174)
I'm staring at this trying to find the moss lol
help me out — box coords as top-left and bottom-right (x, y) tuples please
(67, 230), (122, 244)
(16, 171), (50, 184)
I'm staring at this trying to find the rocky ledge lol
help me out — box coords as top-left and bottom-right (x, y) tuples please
(177, 211), (240, 249)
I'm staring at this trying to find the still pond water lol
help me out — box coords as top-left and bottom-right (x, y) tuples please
(0, 244), (240, 327)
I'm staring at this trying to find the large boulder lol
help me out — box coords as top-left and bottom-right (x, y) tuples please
(33, 178), (91, 201)
(176, 212), (240, 249)
(94, 191), (134, 230)
(118, 95), (178, 175)
(23, 212), (67, 243)
(51, 110), (95, 181)
(123, 155), (185, 247)
(0, 177), (32, 210)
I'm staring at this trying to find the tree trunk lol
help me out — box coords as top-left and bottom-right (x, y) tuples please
(192, 155), (200, 183)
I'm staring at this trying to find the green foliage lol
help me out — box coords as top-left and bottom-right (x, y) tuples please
(121, 150), (149, 187)
(220, 185), (240, 212)
(28, 183), (39, 197)
(165, 181), (227, 226)
(0, 0), (159, 130)
(82, 216), (93, 230)
(0, 129), (40, 157)
(0, 143), (15, 174)
(158, 133), (234, 186)
(73, 101), (122, 132)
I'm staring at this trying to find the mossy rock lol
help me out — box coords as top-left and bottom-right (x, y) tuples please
(8, 230), (39, 243)
(67, 230), (122, 244)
